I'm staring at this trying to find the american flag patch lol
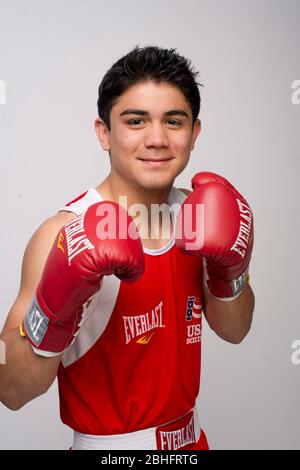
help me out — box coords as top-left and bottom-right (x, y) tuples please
(186, 296), (202, 321)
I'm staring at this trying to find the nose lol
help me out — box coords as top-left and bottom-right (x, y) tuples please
(144, 122), (169, 148)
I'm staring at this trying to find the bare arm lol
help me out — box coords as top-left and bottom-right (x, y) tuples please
(203, 282), (255, 344)
(0, 211), (76, 410)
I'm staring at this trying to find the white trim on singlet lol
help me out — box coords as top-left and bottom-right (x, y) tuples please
(61, 275), (120, 368)
(143, 187), (186, 256)
(58, 188), (101, 216)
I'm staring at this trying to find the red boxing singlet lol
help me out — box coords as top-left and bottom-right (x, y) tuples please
(57, 187), (206, 448)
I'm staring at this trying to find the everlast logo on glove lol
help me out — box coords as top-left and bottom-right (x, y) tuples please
(230, 269), (249, 297)
(64, 213), (94, 265)
(23, 297), (49, 346)
(230, 199), (253, 259)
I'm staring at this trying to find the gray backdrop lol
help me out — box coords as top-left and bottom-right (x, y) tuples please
(0, 0), (299, 450)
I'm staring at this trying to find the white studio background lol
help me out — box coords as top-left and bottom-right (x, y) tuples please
(0, 0), (299, 450)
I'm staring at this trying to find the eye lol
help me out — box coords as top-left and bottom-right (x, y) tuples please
(127, 119), (144, 125)
(167, 119), (181, 126)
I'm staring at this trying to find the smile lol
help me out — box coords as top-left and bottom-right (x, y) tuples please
(137, 158), (173, 167)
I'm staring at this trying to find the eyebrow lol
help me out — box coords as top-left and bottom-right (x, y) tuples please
(119, 109), (190, 119)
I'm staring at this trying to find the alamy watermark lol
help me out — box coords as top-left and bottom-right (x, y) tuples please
(0, 80), (6, 104)
(291, 340), (300, 365)
(92, 197), (206, 250)
(291, 80), (300, 104)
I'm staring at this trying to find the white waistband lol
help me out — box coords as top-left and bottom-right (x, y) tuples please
(72, 408), (201, 450)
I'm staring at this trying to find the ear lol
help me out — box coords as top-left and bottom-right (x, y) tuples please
(94, 118), (110, 151)
(190, 119), (201, 151)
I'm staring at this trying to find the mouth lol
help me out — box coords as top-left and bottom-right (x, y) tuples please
(137, 157), (174, 167)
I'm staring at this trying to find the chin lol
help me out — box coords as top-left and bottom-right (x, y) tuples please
(134, 164), (185, 192)
(137, 174), (176, 192)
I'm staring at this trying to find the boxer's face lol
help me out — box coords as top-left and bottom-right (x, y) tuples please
(95, 80), (201, 191)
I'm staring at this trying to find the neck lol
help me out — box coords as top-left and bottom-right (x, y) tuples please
(96, 171), (172, 210)
(95, 171), (174, 247)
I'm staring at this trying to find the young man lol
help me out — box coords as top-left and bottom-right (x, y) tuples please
(0, 46), (254, 450)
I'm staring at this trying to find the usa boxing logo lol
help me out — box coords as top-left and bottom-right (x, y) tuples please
(185, 296), (202, 345)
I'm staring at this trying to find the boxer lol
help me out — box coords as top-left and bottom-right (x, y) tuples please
(0, 46), (254, 450)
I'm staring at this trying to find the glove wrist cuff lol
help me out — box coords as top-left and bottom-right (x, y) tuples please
(22, 291), (73, 355)
(205, 264), (250, 300)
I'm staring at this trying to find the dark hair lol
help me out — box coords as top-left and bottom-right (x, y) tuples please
(97, 45), (202, 131)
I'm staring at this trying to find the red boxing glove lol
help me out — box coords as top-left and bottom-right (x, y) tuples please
(176, 172), (254, 299)
(23, 201), (145, 355)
